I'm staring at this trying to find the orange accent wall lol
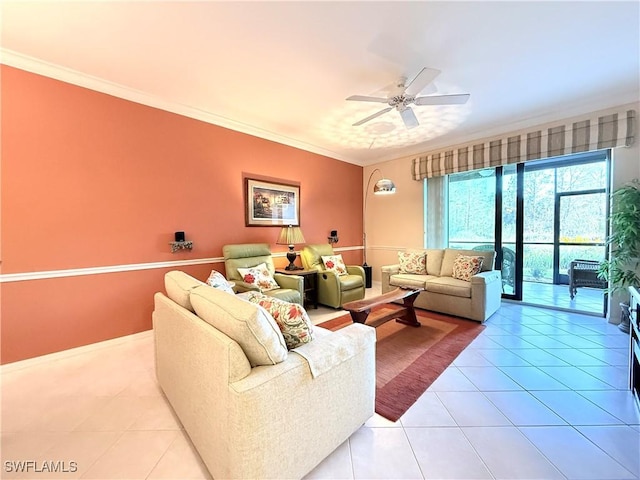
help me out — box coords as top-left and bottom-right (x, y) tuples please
(1, 66), (363, 364)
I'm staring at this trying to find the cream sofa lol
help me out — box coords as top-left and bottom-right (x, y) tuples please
(153, 271), (376, 479)
(381, 248), (502, 322)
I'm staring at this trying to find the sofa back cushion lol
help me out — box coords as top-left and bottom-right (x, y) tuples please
(440, 248), (495, 277)
(402, 248), (445, 276)
(190, 285), (288, 367)
(165, 271), (206, 311)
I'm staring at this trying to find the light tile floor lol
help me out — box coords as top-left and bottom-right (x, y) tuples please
(1, 287), (639, 479)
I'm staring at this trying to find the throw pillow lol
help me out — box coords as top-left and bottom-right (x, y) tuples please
(452, 255), (484, 282)
(237, 263), (280, 292)
(206, 269), (235, 294)
(321, 254), (348, 276)
(398, 251), (427, 274)
(190, 285), (287, 367)
(245, 292), (315, 350)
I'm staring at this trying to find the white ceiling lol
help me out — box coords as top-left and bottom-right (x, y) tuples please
(2, 1), (639, 166)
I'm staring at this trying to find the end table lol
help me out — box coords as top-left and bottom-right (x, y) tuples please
(276, 268), (318, 309)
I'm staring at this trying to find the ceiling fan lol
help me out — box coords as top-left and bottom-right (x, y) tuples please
(347, 67), (470, 129)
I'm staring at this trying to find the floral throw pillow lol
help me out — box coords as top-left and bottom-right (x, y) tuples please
(237, 263), (280, 292)
(321, 254), (348, 276)
(244, 292), (314, 349)
(206, 269), (235, 295)
(398, 251), (427, 274)
(452, 255), (484, 282)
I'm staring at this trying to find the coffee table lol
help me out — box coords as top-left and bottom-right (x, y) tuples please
(342, 288), (421, 328)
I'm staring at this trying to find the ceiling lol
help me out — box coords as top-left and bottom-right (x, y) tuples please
(2, 1), (639, 166)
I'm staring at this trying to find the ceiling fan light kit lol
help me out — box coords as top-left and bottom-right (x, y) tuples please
(347, 67), (470, 129)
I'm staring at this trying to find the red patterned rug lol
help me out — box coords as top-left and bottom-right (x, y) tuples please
(318, 307), (484, 422)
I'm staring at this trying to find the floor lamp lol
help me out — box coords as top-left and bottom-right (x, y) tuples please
(363, 169), (396, 287)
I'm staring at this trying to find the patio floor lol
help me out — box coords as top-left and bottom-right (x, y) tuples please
(520, 281), (607, 316)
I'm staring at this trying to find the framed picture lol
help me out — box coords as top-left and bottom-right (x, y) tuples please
(245, 178), (300, 227)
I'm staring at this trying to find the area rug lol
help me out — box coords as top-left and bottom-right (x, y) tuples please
(318, 307), (484, 421)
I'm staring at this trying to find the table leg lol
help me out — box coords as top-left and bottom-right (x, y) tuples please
(396, 290), (421, 327)
(349, 309), (371, 324)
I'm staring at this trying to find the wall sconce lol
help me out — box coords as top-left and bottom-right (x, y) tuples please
(328, 230), (339, 244)
(170, 231), (193, 253)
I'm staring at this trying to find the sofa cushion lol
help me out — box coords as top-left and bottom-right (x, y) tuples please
(237, 262), (280, 292)
(398, 250), (427, 274)
(440, 248), (495, 277)
(423, 249), (445, 275)
(190, 285), (288, 367)
(424, 277), (473, 298)
(389, 274), (436, 290)
(452, 255), (484, 282)
(244, 292), (315, 350)
(206, 269), (235, 294)
(164, 271), (206, 311)
(321, 254), (348, 276)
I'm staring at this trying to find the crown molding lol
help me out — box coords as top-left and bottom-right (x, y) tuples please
(0, 49), (359, 165)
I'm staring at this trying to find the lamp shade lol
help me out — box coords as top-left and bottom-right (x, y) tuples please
(373, 178), (396, 195)
(276, 225), (306, 246)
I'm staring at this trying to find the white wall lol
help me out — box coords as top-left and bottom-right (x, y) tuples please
(363, 159), (424, 281)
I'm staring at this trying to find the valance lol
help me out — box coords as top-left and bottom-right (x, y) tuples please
(412, 108), (636, 180)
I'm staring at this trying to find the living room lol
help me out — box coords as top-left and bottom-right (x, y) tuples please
(2, 2), (640, 479)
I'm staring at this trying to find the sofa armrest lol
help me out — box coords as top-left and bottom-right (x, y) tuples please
(293, 323), (374, 377)
(381, 264), (401, 274)
(381, 264), (400, 293)
(471, 270), (502, 285)
(231, 323), (375, 389)
(273, 273), (304, 294)
(469, 270), (502, 322)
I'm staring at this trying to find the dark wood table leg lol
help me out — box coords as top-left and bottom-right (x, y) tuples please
(395, 290), (421, 327)
(349, 309), (371, 324)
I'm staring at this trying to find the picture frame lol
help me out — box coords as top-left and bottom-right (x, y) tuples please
(245, 177), (300, 227)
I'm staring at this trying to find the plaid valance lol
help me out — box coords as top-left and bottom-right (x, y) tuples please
(412, 108), (636, 180)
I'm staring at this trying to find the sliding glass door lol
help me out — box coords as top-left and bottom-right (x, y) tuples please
(446, 151), (609, 314)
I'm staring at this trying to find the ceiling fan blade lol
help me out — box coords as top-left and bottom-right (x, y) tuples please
(404, 67), (441, 96)
(346, 95), (389, 103)
(352, 107), (393, 126)
(414, 93), (470, 106)
(399, 107), (419, 129)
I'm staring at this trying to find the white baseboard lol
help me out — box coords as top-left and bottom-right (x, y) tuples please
(1, 330), (153, 374)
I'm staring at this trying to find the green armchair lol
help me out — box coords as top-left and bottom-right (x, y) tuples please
(300, 244), (365, 308)
(222, 243), (303, 304)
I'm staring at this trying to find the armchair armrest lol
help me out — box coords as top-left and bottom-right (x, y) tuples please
(234, 281), (260, 293)
(347, 265), (365, 279)
(274, 273), (304, 293)
(317, 269), (340, 289)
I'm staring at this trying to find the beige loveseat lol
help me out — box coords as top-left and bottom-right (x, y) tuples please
(381, 248), (502, 322)
(153, 271), (375, 479)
